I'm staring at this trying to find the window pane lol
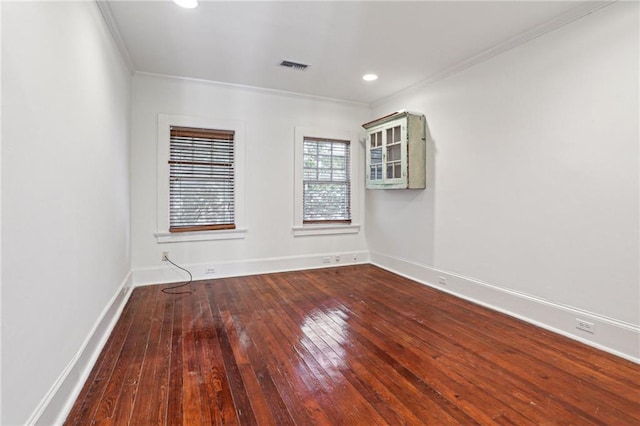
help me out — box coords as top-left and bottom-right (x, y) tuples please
(318, 142), (332, 155)
(371, 147), (382, 164)
(318, 169), (332, 181)
(304, 183), (349, 221)
(303, 169), (317, 180)
(304, 155), (317, 169)
(318, 155), (333, 170)
(303, 143), (317, 155)
(333, 169), (347, 181)
(393, 125), (402, 143)
(387, 144), (400, 162)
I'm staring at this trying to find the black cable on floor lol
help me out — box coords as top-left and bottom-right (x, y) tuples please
(161, 256), (193, 295)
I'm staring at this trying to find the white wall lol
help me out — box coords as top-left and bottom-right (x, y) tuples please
(131, 74), (370, 282)
(367, 2), (639, 358)
(0, 3), (637, 424)
(1, 2), (132, 424)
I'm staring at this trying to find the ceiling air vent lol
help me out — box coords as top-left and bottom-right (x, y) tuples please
(280, 60), (309, 71)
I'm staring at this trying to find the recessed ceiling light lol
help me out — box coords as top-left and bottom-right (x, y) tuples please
(173, 0), (198, 8)
(362, 74), (378, 82)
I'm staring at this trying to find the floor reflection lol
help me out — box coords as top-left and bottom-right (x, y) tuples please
(299, 308), (349, 379)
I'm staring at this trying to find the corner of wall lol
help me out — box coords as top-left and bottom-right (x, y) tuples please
(370, 252), (640, 364)
(26, 272), (134, 426)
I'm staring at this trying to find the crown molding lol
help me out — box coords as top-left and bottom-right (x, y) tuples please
(135, 71), (370, 108)
(372, 1), (616, 108)
(95, 0), (135, 75)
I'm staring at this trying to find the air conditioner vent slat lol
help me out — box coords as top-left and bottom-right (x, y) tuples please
(280, 60), (309, 70)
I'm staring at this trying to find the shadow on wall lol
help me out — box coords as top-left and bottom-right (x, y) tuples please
(365, 117), (437, 266)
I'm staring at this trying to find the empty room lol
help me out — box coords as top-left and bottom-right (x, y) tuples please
(1, 0), (639, 424)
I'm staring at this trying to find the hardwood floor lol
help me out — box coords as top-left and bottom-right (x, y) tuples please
(65, 265), (640, 425)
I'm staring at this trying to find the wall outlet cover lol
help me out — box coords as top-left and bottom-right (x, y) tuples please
(576, 319), (596, 334)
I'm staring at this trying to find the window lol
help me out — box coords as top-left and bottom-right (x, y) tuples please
(293, 127), (359, 237)
(302, 137), (351, 223)
(156, 114), (246, 243)
(169, 126), (235, 232)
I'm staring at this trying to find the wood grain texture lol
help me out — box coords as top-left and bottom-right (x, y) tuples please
(65, 265), (640, 425)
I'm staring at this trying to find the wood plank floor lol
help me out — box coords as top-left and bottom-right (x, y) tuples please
(65, 265), (640, 425)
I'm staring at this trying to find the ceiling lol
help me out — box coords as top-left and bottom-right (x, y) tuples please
(104, 0), (605, 104)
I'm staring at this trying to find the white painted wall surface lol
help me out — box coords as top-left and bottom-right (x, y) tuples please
(0, 3), (637, 424)
(131, 74), (369, 280)
(367, 2), (639, 348)
(1, 2), (132, 424)
(0, 0), (4, 421)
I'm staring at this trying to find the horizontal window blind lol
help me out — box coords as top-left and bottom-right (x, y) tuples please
(169, 126), (235, 232)
(303, 137), (351, 223)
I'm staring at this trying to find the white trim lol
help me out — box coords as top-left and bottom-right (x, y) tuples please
(292, 224), (360, 237)
(0, 2), (3, 421)
(157, 114), (246, 237)
(26, 272), (134, 425)
(95, 0), (135, 74)
(136, 71), (369, 108)
(133, 251), (370, 286)
(372, 1), (615, 108)
(293, 126), (360, 235)
(155, 228), (247, 243)
(369, 252), (640, 364)
(99, 1), (613, 107)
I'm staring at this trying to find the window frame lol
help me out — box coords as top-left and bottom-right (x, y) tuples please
(302, 136), (352, 225)
(156, 114), (246, 243)
(293, 127), (360, 237)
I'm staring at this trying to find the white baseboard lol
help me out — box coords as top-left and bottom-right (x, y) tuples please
(132, 251), (371, 287)
(22, 251), (636, 424)
(27, 272), (134, 426)
(370, 252), (640, 364)
(28, 249), (635, 425)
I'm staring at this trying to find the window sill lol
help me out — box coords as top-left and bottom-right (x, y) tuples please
(292, 224), (360, 237)
(155, 228), (247, 243)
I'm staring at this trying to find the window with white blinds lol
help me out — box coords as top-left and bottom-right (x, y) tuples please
(302, 137), (351, 223)
(169, 126), (235, 232)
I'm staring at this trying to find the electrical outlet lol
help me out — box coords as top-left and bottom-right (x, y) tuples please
(335, 255), (341, 262)
(322, 256), (331, 264)
(438, 276), (448, 286)
(205, 267), (216, 275)
(576, 319), (596, 334)
(161, 251), (169, 261)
